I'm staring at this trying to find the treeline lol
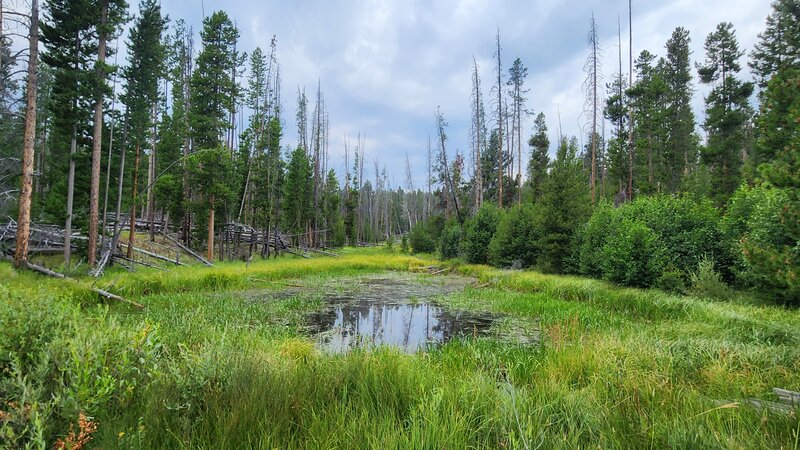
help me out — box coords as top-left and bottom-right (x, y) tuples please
(406, 1), (799, 305)
(1, 0), (798, 302)
(2, 0), (433, 268)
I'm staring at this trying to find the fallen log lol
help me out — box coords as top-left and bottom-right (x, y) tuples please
(114, 254), (169, 272)
(2, 255), (143, 309)
(119, 243), (188, 266)
(773, 388), (800, 406)
(162, 233), (214, 267)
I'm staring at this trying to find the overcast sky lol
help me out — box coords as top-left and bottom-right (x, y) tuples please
(148, 0), (771, 187)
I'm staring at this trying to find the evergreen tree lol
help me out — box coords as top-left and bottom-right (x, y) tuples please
(322, 169), (343, 247)
(537, 136), (590, 273)
(481, 129), (515, 205)
(748, 67), (800, 303)
(283, 146), (312, 241)
(188, 10), (238, 257)
(86, 0), (127, 266)
(120, 0), (166, 257)
(188, 147), (236, 260)
(698, 22), (754, 205)
(190, 11), (239, 150)
(628, 50), (668, 195)
(526, 112), (549, 200)
(604, 73), (630, 195)
(40, 0), (97, 264)
(750, 0), (800, 91)
(663, 27), (698, 191)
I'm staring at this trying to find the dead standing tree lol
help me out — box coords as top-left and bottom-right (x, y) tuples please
(14, 0), (39, 268)
(584, 13), (603, 205)
(493, 29), (504, 207)
(470, 56), (484, 210)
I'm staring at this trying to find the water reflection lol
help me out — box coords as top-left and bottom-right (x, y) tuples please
(308, 299), (494, 353)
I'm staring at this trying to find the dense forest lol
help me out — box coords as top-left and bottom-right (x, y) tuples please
(0, 0), (798, 305)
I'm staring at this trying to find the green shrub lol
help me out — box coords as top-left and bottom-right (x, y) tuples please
(409, 222), (436, 254)
(488, 204), (541, 268)
(579, 195), (726, 289)
(655, 267), (687, 293)
(400, 235), (409, 253)
(690, 256), (731, 300)
(439, 224), (462, 260)
(385, 235), (395, 251)
(460, 203), (502, 264)
(725, 186), (799, 304)
(600, 219), (666, 288)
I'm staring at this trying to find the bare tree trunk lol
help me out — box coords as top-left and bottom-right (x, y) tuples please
(147, 105), (156, 242)
(64, 129), (76, 266)
(495, 30), (504, 207)
(627, 0), (634, 199)
(88, 0), (109, 267)
(207, 200), (215, 261)
(14, 0), (38, 268)
(127, 142), (141, 259)
(101, 43), (119, 253)
(112, 115), (128, 250)
(64, 31), (80, 267)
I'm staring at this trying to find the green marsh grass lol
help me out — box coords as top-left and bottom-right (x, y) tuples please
(1, 249), (798, 448)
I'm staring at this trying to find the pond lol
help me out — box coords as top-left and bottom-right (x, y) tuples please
(304, 273), (496, 353)
(245, 271), (539, 353)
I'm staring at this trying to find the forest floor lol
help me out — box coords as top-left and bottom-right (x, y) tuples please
(1, 248), (799, 448)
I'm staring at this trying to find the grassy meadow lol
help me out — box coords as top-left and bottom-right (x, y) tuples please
(1, 248), (799, 449)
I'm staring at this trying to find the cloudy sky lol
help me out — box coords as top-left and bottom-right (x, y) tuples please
(152, 0), (771, 187)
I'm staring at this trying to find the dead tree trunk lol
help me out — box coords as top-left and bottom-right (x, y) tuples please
(495, 29), (504, 207)
(13, 0), (39, 268)
(127, 142), (141, 259)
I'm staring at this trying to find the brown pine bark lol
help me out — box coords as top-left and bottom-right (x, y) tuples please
(88, 1), (109, 267)
(14, 0), (39, 268)
(207, 201), (215, 262)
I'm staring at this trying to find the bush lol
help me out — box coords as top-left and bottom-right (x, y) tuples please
(408, 222), (436, 254)
(488, 204), (541, 268)
(460, 204), (502, 264)
(400, 235), (409, 253)
(690, 257), (731, 300)
(385, 235), (395, 251)
(579, 196), (726, 289)
(725, 185), (799, 304)
(600, 219), (666, 288)
(439, 224), (462, 260)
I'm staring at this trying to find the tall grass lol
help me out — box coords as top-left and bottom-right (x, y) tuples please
(1, 249), (798, 449)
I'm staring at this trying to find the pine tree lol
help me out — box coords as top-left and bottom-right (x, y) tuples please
(283, 146), (312, 241)
(86, 0), (127, 266)
(750, 0), (800, 91)
(188, 147), (236, 261)
(120, 0), (166, 258)
(628, 50), (668, 195)
(190, 11), (239, 151)
(537, 136), (590, 273)
(40, 0), (97, 265)
(698, 22), (754, 205)
(526, 112), (549, 200)
(189, 10), (239, 257)
(322, 169), (342, 247)
(663, 27), (698, 191)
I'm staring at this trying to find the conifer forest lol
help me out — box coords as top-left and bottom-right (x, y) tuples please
(0, 0), (799, 448)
